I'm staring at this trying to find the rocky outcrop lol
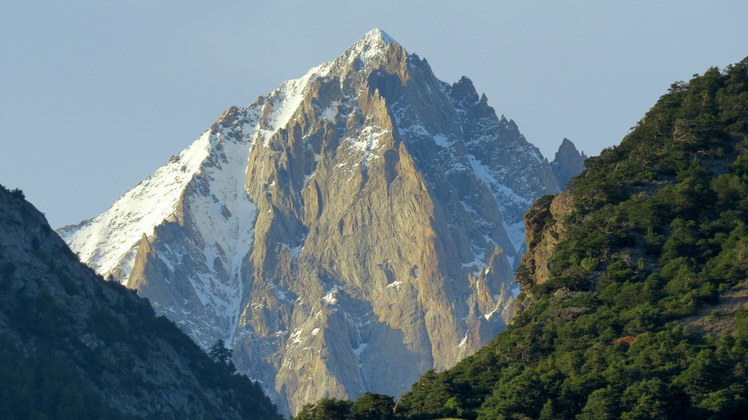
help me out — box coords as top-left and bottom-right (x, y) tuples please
(518, 191), (575, 287)
(0, 185), (280, 419)
(550, 138), (586, 190)
(59, 29), (573, 416)
(522, 138), (588, 286)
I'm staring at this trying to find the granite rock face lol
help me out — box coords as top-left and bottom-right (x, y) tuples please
(59, 29), (580, 415)
(519, 191), (575, 287)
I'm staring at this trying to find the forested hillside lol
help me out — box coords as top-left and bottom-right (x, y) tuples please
(0, 186), (281, 419)
(295, 57), (748, 419)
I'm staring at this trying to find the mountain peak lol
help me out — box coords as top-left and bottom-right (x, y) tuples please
(59, 28), (582, 415)
(360, 28), (397, 45)
(550, 138), (586, 190)
(558, 137), (576, 151)
(344, 28), (401, 63)
(556, 138), (587, 159)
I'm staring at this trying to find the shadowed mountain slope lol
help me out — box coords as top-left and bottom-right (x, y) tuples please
(0, 185), (280, 419)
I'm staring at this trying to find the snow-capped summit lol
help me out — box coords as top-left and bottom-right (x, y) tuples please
(59, 30), (581, 416)
(341, 28), (399, 68)
(354, 27), (398, 49)
(363, 27), (397, 43)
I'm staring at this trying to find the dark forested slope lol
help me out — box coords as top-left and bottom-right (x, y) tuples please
(394, 57), (748, 420)
(0, 186), (281, 419)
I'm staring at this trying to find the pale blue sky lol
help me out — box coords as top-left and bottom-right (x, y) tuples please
(2, 1), (747, 227)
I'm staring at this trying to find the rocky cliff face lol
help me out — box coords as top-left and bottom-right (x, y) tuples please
(518, 191), (575, 287)
(518, 139), (586, 286)
(58, 29), (579, 415)
(550, 138), (586, 190)
(0, 186), (280, 419)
